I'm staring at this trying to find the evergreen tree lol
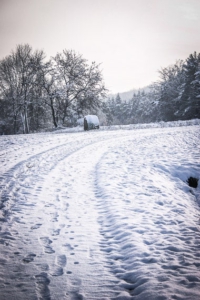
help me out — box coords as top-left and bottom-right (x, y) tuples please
(180, 52), (200, 118)
(115, 93), (122, 123)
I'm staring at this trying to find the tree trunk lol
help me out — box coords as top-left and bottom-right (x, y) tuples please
(21, 113), (26, 134)
(21, 107), (30, 134)
(24, 108), (29, 134)
(50, 98), (58, 127)
(13, 115), (17, 134)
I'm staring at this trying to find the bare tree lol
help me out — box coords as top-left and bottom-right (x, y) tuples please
(37, 60), (60, 128)
(0, 44), (46, 133)
(53, 50), (107, 125)
(0, 55), (21, 133)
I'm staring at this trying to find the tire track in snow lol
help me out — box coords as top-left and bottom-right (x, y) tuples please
(0, 134), (103, 299)
(0, 131), (134, 299)
(34, 137), (133, 299)
(0, 131), (126, 215)
(0, 126), (199, 299)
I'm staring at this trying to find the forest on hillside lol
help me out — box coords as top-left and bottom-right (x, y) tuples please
(0, 45), (199, 134)
(103, 52), (200, 125)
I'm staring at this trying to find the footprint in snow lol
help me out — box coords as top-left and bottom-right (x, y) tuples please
(35, 272), (51, 300)
(44, 246), (55, 254)
(49, 265), (63, 276)
(40, 236), (55, 254)
(22, 253), (36, 263)
(51, 229), (60, 236)
(56, 255), (67, 267)
(31, 223), (42, 230)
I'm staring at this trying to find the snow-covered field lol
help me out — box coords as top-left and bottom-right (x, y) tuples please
(0, 120), (200, 300)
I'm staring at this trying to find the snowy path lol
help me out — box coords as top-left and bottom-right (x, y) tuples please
(0, 125), (200, 300)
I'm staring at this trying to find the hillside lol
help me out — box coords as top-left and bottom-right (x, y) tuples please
(108, 86), (151, 101)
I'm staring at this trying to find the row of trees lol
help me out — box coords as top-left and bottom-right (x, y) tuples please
(0, 47), (199, 134)
(0, 44), (107, 134)
(103, 52), (200, 125)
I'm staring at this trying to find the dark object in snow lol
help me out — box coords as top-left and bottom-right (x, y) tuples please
(187, 177), (199, 188)
(84, 115), (100, 131)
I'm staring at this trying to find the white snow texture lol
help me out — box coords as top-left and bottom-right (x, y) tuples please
(0, 120), (200, 300)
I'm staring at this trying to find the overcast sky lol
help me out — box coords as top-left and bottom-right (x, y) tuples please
(0, 0), (200, 93)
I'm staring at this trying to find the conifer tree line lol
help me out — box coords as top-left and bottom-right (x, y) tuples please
(0, 44), (107, 134)
(0, 46), (199, 134)
(103, 52), (200, 125)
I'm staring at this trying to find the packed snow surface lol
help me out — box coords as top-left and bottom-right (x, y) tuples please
(0, 120), (200, 300)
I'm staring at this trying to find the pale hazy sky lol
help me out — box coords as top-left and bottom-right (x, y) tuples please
(0, 0), (200, 93)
